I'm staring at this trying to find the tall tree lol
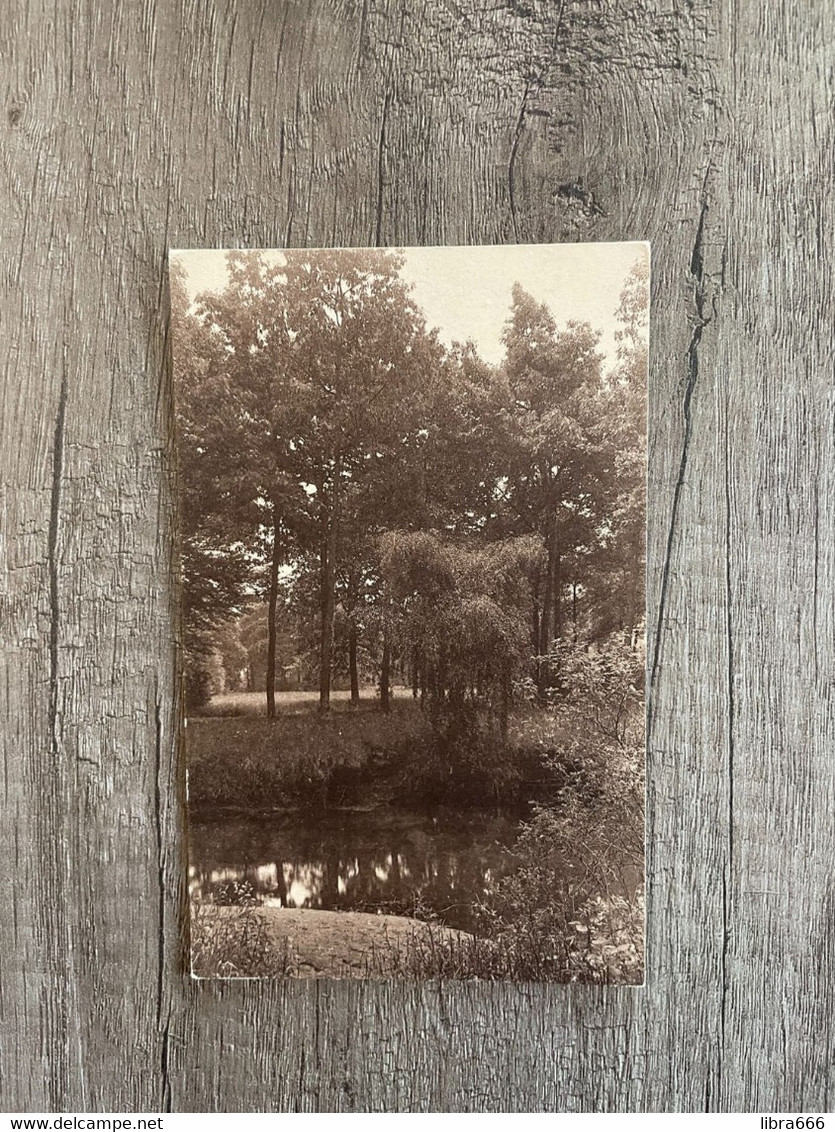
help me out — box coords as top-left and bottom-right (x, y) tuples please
(580, 256), (648, 646)
(324, 339), (504, 704)
(193, 252), (312, 716)
(498, 285), (606, 697)
(275, 249), (433, 710)
(170, 259), (258, 707)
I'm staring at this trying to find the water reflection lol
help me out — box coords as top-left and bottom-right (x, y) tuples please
(189, 807), (519, 933)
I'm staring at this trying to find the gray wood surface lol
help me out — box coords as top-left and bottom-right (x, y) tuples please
(2, 0), (832, 1113)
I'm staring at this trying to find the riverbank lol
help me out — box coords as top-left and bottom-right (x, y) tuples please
(191, 904), (472, 979)
(187, 698), (565, 812)
(187, 686), (645, 984)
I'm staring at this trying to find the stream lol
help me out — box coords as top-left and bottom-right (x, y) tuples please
(189, 806), (522, 934)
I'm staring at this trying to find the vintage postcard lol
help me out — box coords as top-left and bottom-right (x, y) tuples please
(171, 242), (648, 981)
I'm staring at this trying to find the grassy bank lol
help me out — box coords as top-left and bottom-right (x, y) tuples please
(190, 885), (644, 983)
(187, 698), (554, 812)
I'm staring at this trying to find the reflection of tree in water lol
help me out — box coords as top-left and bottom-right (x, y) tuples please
(189, 810), (519, 933)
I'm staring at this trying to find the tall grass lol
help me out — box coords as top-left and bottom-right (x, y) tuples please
(375, 890), (644, 983)
(191, 894), (297, 978)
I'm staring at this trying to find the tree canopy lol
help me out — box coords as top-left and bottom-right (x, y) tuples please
(172, 249), (648, 717)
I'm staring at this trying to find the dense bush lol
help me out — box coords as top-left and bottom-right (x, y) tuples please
(184, 632), (226, 710)
(383, 635), (646, 982)
(386, 884), (644, 984)
(389, 704), (522, 805)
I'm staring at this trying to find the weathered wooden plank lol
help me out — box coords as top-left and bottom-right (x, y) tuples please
(712, 0), (835, 1108)
(2, 0), (832, 1112)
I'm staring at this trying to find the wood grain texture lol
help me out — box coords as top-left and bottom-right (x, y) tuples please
(2, 0), (832, 1112)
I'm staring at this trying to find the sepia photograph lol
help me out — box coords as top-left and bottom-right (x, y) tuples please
(171, 242), (648, 982)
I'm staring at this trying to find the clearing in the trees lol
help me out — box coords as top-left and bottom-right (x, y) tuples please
(172, 242), (648, 982)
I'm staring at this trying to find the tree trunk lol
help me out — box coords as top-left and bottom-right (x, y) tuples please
(500, 665), (511, 738)
(537, 512), (558, 699)
(266, 515), (281, 719)
(380, 631), (391, 712)
(540, 516), (558, 657)
(319, 456), (342, 712)
(349, 619), (359, 704)
(552, 546), (562, 644)
(531, 595), (541, 691)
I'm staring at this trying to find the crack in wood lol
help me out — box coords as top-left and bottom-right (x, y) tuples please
(648, 198), (712, 724)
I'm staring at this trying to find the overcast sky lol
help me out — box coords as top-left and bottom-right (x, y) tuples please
(173, 242), (648, 369)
